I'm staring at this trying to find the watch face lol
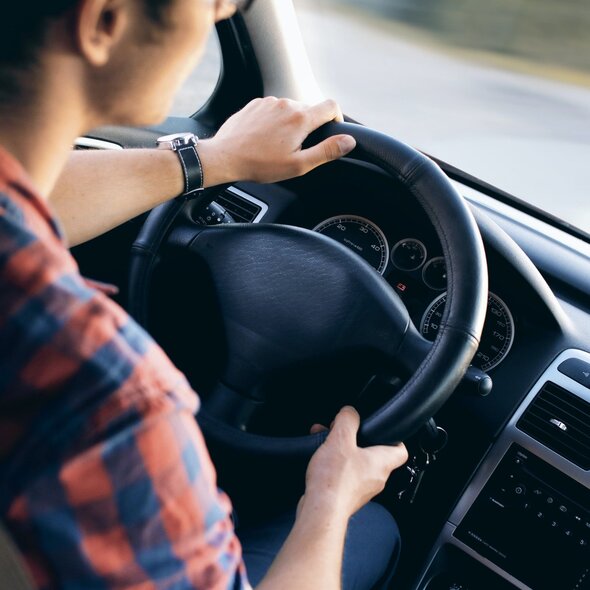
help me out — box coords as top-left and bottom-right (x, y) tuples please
(157, 132), (198, 147)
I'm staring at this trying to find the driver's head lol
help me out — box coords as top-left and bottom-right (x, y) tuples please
(0, 1), (237, 129)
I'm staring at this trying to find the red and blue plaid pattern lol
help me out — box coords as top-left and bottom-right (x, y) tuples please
(0, 147), (250, 589)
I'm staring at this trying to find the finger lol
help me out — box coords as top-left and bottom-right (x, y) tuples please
(243, 96), (277, 113)
(310, 423), (329, 434)
(330, 406), (361, 442)
(306, 99), (344, 131)
(297, 135), (356, 172)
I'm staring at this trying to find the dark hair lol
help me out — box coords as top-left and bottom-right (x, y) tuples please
(0, 1), (172, 102)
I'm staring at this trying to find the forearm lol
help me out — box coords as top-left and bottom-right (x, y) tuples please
(50, 148), (185, 246)
(50, 141), (238, 246)
(255, 499), (348, 590)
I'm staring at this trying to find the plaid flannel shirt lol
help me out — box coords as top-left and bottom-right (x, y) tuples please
(0, 146), (250, 590)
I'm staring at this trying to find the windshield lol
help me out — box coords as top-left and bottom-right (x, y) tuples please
(293, 0), (590, 235)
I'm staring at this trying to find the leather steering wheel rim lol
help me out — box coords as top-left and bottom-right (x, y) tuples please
(129, 122), (488, 457)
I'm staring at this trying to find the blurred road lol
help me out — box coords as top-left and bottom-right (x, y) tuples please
(172, 5), (590, 232)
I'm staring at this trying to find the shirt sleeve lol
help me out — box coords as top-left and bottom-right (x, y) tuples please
(0, 192), (252, 590)
(11, 405), (252, 590)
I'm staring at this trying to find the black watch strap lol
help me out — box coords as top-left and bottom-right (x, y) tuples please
(157, 133), (204, 197)
(177, 145), (204, 195)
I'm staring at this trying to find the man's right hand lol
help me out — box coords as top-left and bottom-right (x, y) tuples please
(302, 406), (408, 519)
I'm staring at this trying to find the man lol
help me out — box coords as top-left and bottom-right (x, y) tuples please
(0, 1), (408, 588)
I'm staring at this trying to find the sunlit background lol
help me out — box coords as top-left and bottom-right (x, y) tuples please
(171, 0), (590, 234)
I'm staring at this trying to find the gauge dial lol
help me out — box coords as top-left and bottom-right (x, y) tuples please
(422, 257), (447, 291)
(392, 238), (427, 271)
(313, 215), (389, 274)
(420, 292), (515, 372)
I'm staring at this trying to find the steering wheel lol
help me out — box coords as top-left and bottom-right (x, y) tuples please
(128, 122), (488, 458)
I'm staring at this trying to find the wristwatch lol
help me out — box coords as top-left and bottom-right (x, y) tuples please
(157, 132), (204, 196)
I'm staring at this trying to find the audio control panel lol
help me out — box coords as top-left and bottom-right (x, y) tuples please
(454, 444), (590, 589)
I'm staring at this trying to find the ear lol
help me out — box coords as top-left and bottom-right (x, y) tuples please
(75, 0), (130, 67)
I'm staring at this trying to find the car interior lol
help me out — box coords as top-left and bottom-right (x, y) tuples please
(6, 1), (590, 589)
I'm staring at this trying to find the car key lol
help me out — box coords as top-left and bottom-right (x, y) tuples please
(398, 419), (448, 504)
(398, 450), (430, 504)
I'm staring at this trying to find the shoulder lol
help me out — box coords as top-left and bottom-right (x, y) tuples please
(0, 189), (67, 269)
(0, 189), (78, 320)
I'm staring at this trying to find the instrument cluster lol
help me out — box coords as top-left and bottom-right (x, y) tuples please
(313, 214), (515, 372)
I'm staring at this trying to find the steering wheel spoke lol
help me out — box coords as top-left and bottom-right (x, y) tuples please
(165, 222), (207, 251)
(202, 381), (265, 431)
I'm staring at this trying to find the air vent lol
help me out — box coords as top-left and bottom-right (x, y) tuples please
(216, 187), (266, 223)
(517, 381), (590, 469)
(73, 137), (123, 150)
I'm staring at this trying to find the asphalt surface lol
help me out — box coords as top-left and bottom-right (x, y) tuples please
(170, 5), (590, 233)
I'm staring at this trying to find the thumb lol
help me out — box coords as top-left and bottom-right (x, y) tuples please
(330, 406), (361, 443)
(299, 135), (356, 171)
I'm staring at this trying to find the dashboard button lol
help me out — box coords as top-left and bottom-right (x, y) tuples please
(558, 358), (590, 389)
(513, 484), (526, 496)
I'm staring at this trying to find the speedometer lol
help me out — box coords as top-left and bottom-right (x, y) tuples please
(313, 215), (389, 274)
(420, 292), (515, 372)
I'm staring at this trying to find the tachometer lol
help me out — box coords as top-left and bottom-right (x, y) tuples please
(313, 215), (389, 274)
(421, 292), (515, 372)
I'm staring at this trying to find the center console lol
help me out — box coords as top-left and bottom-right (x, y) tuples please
(414, 350), (590, 590)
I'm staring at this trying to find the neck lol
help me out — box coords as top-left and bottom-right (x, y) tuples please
(0, 65), (92, 198)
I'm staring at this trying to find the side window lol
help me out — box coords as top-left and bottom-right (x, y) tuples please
(168, 33), (222, 116)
